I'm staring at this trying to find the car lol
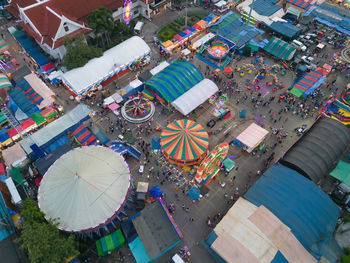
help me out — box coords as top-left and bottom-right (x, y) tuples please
(139, 165), (144, 173)
(292, 40), (307, 52)
(301, 56), (314, 64)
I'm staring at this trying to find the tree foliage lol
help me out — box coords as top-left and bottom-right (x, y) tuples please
(16, 198), (78, 263)
(62, 34), (102, 70)
(87, 7), (115, 48)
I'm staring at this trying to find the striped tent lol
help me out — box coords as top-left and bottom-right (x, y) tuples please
(160, 119), (209, 166)
(289, 68), (326, 98)
(240, 11), (257, 25)
(96, 229), (125, 257)
(264, 37), (296, 61)
(145, 60), (203, 104)
(69, 124), (97, 146)
(0, 73), (11, 90)
(286, 0), (313, 10)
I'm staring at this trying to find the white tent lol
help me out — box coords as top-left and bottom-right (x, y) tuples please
(192, 33), (216, 49)
(24, 73), (55, 109)
(62, 36), (151, 95)
(20, 104), (92, 154)
(171, 79), (218, 115)
(215, 0), (227, 8)
(38, 146), (131, 232)
(150, 61), (170, 76)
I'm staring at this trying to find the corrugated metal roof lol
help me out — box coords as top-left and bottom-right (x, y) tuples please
(245, 163), (342, 262)
(280, 117), (350, 183)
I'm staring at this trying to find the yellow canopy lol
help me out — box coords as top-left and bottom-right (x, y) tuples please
(162, 40), (173, 48)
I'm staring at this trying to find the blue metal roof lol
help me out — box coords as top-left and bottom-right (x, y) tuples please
(244, 164), (342, 262)
(250, 0), (281, 16)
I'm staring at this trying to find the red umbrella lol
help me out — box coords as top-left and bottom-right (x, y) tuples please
(224, 67), (233, 73)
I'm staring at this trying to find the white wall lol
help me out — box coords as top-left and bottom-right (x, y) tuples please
(55, 18), (83, 40)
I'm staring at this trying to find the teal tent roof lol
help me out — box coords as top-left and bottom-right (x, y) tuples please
(145, 60), (203, 103)
(264, 37), (296, 61)
(330, 160), (350, 187)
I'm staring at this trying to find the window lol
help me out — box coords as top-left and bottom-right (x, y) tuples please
(63, 22), (69, 32)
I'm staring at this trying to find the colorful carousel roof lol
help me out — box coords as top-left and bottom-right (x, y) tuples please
(160, 119), (209, 165)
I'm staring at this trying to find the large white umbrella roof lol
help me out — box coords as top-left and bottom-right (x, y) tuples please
(38, 146), (130, 232)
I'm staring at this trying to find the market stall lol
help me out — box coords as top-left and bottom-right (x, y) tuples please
(234, 123), (269, 153)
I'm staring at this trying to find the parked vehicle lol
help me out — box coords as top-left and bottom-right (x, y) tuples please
(292, 40), (307, 52)
(301, 55), (314, 64)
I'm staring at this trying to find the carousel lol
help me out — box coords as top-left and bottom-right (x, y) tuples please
(121, 96), (155, 123)
(160, 119), (209, 166)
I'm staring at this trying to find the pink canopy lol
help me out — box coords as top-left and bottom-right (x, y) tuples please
(236, 123), (269, 149)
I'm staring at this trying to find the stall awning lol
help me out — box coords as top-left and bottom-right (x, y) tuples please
(330, 161), (350, 187)
(236, 123), (269, 150)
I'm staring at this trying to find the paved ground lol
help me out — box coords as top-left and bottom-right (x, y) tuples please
(1, 7), (349, 263)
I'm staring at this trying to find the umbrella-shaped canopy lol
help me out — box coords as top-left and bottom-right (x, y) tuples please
(160, 119), (209, 166)
(38, 146), (131, 232)
(188, 187), (200, 199)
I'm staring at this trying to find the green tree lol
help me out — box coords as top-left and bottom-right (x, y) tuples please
(87, 7), (114, 48)
(20, 197), (46, 225)
(16, 198), (78, 263)
(62, 34), (102, 70)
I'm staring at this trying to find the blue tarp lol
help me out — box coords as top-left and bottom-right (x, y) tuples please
(0, 129), (9, 143)
(265, 21), (302, 39)
(188, 187), (200, 199)
(302, 76), (326, 98)
(307, 4), (350, 35)
(94, 129), (110, 145)
(244, 164), (342, 262)
(151, 138), (161, 150)
(12, 31), (50, 67)
(216, 16), (263, 49)
(250, 0), (281, 16)
(149, 185), (163, 199)
(8, 87), (39, 115)
(43, 135), (69, 153)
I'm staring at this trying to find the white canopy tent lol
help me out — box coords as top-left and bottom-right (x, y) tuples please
(20, 104), (92, 154)
(171, 79), (218, 115)
(62, 36), (151, 95)
(150, 61), (170, 76)
(38, 146), (131, 232)
(192, 33), (216, 49)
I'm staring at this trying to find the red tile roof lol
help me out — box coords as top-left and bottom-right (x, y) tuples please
(8, 0), (125, 49)
(5, 0), (37, 18)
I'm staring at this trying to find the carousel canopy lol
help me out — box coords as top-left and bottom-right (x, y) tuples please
(160, 119), (209, 164)
(38, 146), (131, 232)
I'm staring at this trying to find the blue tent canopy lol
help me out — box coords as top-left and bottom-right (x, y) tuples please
(149, 185), (163, 199)
(245, 164), (342, 262)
